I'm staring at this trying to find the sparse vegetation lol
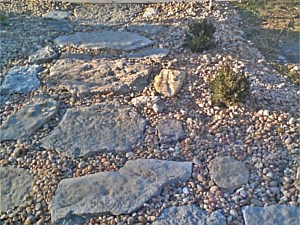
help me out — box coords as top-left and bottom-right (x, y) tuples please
(209, 65), (250, 107)
(183, 19), (216, 53)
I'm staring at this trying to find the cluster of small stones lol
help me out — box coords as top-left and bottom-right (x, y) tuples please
(0, 1), (299, 225)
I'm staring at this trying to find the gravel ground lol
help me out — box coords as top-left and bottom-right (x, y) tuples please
(0, 1), (299, 225)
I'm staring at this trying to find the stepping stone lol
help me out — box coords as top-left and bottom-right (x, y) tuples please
(42, 10), (71, 21)
(127, 48), (170, 59)
(152, 205), (226, 225)
(154, 69), (186, 97)
(47, 58), (152, 97)
(29, 46), (59, 64)
(0, 96), (59, 141)
(208, 156), (249, 192)
(54, 31), (154, 51)
(126, 25), (163, 35)
(0, 65), (41, 95)
(157, 119), (186, 144)
(0, 167), (34, 212)
(50, 159), (192, 224)
(40, 102), (147, 158)
(242, 205), (300, 225)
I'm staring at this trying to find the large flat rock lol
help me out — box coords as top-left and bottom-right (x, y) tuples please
(0, 167), (34, 212)
(152, 205), (226, 225)
(0, 96), (59, 141)
(208, 156), (249, 192)
(50, 159), (192, 224)
(0, 65), (41, 95)
(242, 205), (300, 225)
(157, 119), (186, 144)
(54, 31), (154, 51)
(46, 58), (152, 97)
(40, 102), (147, 158)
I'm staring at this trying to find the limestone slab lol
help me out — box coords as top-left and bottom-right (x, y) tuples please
(42, 10), (71, 20)
(0, 167), (34, 212)
(126, 25), (163, 35)
(0, 65), (41, 95)
(209, 156), (249, 192)
(242, 205), (300, 225)
(47, 58), (152, 97)
(0, 96), (59, 141)
(152, 205), (226, 225)
(40, 102), (147, 158)
(157, 119), (186, 144)
(54, 31), (154, 51)
(29, 46), (59, 64)
(154, 69), (186, 97)
(127, 48), (169, 59)
(50, 159), (192, 224)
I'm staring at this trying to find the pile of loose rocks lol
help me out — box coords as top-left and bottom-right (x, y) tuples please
(0, 1), (299, 225)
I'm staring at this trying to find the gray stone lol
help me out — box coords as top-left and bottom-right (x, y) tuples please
(127, 48), (169, 59)
(152, 205), (226, 225)
(157, 119), (186, 144)
(0, 96), (59, 141)
(0, 167), (34, 212)
(126, 25), (163, 35)
(154, 69), (186, 97)
(29, 46), (59, 64)
(40, 102), (147, 158)
(131, 96), (165, 112)
(50, 159), (192, 224)
(242, 205), (300, 225)
(46, 58), (152, 97)
(54, 31), (154, 51)
(0, 65), (41, 95)
(209, 156), (249, 192)
(42, 10), (71, 20)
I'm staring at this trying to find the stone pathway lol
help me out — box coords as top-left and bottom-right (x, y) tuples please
(0, 1), (299, 225)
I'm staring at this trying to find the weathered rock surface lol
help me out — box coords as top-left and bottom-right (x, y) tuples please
(131, 96), (165, 113)
(126, 24), (163, 35)
(209, 156), (249, 192)
(0, 167), (34, 212)
(40, 102), (147, 157)
(157, 119), (186, 144)
(242, 205), (300, 225)
(54, 31), (154, 51)
(47, 58), (152, 97)
(152, 205), (226, 225)
(50, 159), (192, 224)
(0, 65), (41, 95)
(0, 96), (59, 141)
(42, 10), (71, 20)
(127, 48), (169, 59)
(29, 46), (59, 64)
(154, 69), (186, 97)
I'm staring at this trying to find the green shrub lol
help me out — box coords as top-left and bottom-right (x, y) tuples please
(183, 19), (216, 53)
(209, 65), (250, 107)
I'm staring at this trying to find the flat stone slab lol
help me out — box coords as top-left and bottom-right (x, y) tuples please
(29, 46), (59, 64)
(208, 156), (249, 192)
(0, 167), (34, 212)
(157, 119), (186, 144)
(54, 31), (154, 51)
(46, 58), (152, 97)
(0, 96), (59, 141)
(154, 69), (186, 97)
(242, 205), (300, 225)
(0, 65), (41, 95)
(127, 48), (170, 59)
(40, 102), (147, 158)
(42, 10), (71, 20)
(50, 159), (192, 224)
(125, 25), (163, 35)
(152, 205), (226, 225)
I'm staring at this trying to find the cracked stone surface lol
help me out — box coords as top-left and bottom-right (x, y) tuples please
(54, 30), (154, 51)
(46, 58), (152, 97)
(209, 156), (249, 192)
(28, 46), (59, 64)
(50, 159), (192, 224)
(0, 167), (34, 212)
(242, 205), (300, 225)
(0, 96), (59, 141)
(127, 48), (170, 59)
(157, 119), (186, 144)
(152, 205), (226, 225)
(40, 102), (147, 158)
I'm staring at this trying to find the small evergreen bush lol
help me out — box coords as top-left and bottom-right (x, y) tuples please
(183, 19), (216, 53)
(209, 65), (250, 107)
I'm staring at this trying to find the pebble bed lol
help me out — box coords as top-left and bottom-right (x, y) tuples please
(0, 1), (299, 225)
